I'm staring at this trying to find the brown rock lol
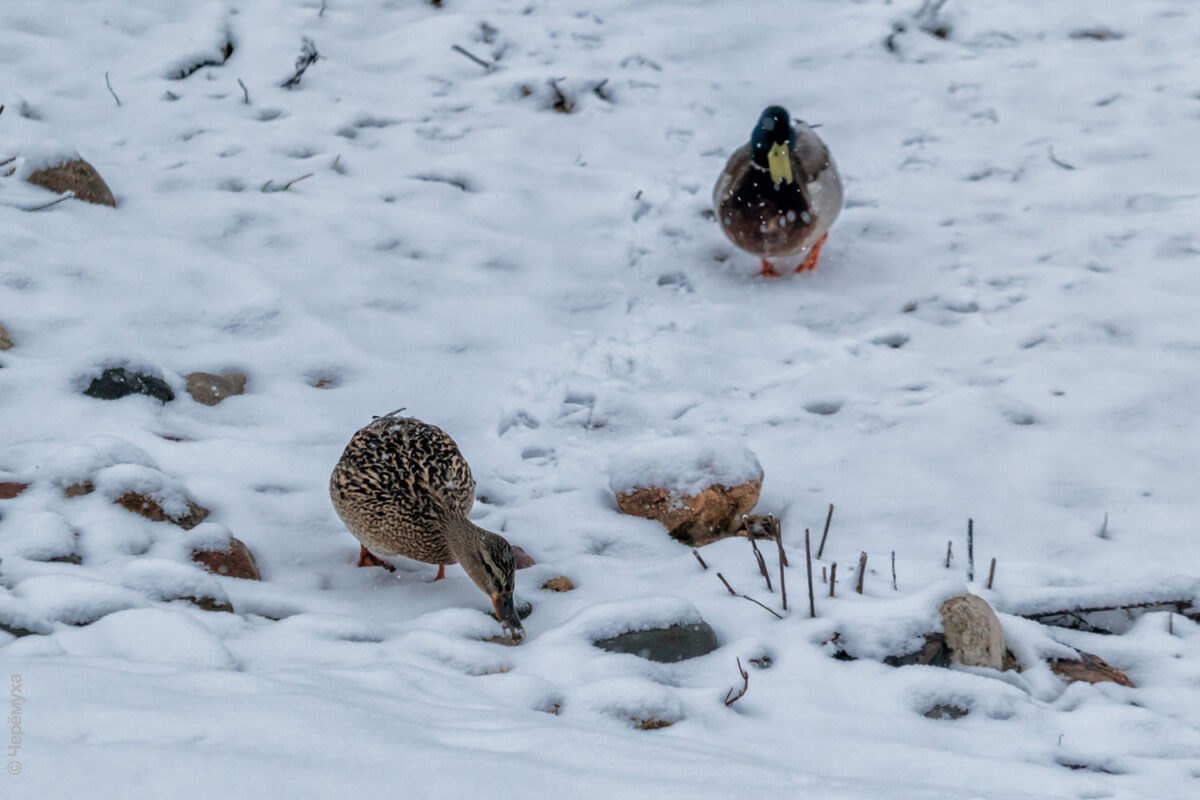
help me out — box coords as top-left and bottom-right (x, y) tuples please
(1051, 653), (1135, 688)
(0, 322), (12, 350)
(63, 481), (95, 498)
(185, 371), (247, 406)
(27, 158), (116, 207)
(115, 492), (210, 530)
(940, 594), (1007, 670)
(924, 703), (969, 720)
(192, 537), (261, 580)
(542, 576), (575, 592)
(0, 481), (29, 499)
(615, 476), (762, 546)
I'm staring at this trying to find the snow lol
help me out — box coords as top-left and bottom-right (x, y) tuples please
(608, 437), (762, 496)
(3, 0), (1200, 798)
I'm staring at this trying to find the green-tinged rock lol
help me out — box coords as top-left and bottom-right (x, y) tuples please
(594, 621), (719, 663)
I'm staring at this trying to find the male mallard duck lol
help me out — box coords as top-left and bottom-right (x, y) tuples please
(329, 412), (524, 640)
(713, 105), (843, 277)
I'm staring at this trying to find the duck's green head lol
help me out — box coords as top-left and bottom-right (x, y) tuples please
(750, 105), (797, 186)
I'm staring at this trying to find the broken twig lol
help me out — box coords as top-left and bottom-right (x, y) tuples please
(716, 573), (784, 620)
(855, 551), (868, 594)
(891, 550), (897, 591)
(451, 44), (494, 71)
(987, 557), (997, 590)
(723, 657), (750, 707)
(1048, 146), (1076, 171)
(747, 529), (773, 593)
(829, 562), (837, 598)
(945, 540), (953, 569)
(237, 78), (250, 104)
(105, 72), (122, 107)
(691, 548), (708, 571)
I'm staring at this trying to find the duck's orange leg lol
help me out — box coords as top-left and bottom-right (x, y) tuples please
(435, 563), (446, 581)
(357, 545), (396, 571)
(759, 258), (783, 278)
(796, 233), (829, 273)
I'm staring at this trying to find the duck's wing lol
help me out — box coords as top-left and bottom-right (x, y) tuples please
(713, 143), (753, 209)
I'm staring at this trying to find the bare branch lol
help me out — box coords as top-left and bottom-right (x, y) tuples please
(691, 548), (708, 570)
(855, 551), (868, 594)
(987, 557), (997, 590)
(22, 191), (76, 211)
(716, 573), (783, 620)
(237, 78), (250, 105)
(829, 561), (837, 598)
(891, 550), (898, 591)
(967, 519), (975, 582)
(775, 525), (788, 612)
(261, 172), (314, 193)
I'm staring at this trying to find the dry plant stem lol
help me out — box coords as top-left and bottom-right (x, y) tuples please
(723, 657), (750, 707)
(891, 550), (897, 591)
(821, 565), (827, 584)
(816, 503), (835, 559)
(1168, 613), (1174, 635)
(855, 551), (867, 594)
(767, 516), (788, 566)
(805, 528), (816, 618)
(1024, 599), (1195, 621)
(987, 557), (997, 590)
(692, 548), (709, 570)
(775, 530), (788, 612)
(262, 172), (313, 192)
(945, 540), (953, 569)
(237, 78), (250, 104)
(829, 562), (837, 598)
(748, 533), (773, 593)
(24, 192), (76, 211)
(451, 44), (494, 71)
(105, 72), (121, 107)
(716, 573), (784, 620)
(1048, 146), (1076, 170)
(967, 519), (975, 582)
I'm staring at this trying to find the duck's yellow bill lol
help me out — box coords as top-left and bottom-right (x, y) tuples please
(767, 142), (794, 186)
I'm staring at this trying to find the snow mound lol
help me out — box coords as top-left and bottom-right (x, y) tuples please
(608, 438), (762, 496)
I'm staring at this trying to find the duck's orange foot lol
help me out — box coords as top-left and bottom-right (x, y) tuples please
(357, 545), (396, 572)
(435, 563), (446, 581)
(759, 258), (783, 278)
(796, 232), (829, 273)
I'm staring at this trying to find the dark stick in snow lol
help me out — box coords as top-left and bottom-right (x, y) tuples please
(987, 557), (997, 590)
(716, 573), (784, 620)
(237, 78), (250, 104)
(855, 551), (867, 594)
(281, 39), (320, 89)
(816, 503), (835, 559)
(105, 72), (121, 107)
(891, 550), (897, 591)
(692, 548), (708, 570)
(967, 519), (975, 582)
(775, 525), (788, 612)
(805, 528), (816, 618)
(945, 540), (953, 569)
(748, 530), (773, 593)
(829, 562), (837, 598)
(451, 44), (494, 71)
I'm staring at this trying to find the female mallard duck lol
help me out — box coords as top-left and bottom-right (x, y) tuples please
(713, 105), (843, 277)
(329, 412), (524, 641)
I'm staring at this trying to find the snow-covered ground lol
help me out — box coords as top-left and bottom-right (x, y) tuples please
(2, 1), (1199, 797)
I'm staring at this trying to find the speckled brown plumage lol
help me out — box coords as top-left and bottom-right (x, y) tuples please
(329, 412), (525, 639)
(330, 414), (475, 565)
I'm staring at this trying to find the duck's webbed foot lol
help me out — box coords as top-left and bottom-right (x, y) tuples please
(796, 232), (829, 273)
(759, 258), (783, 278)
(357, 545), (396, 571)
